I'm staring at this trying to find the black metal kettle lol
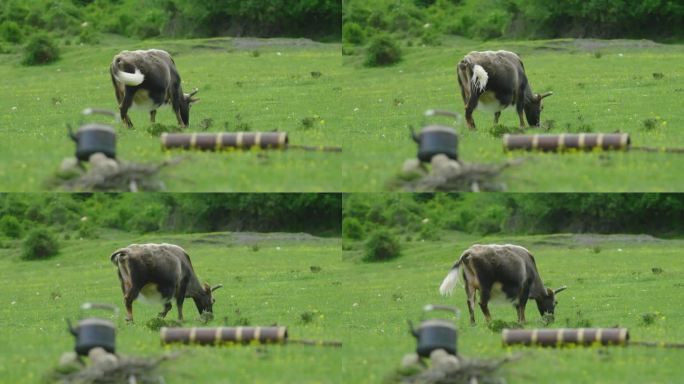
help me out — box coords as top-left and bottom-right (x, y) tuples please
(410, 109), (461, 162)
(408, 304), (460, 358)
(67, 303), (118, 356)
(67, 108), (118, 162)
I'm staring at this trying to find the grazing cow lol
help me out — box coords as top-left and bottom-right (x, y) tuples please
(110, 243), (222, 322)
(456, 50), (552, 129)
(110, 49), (199, 128)
(439, 244), (566, 324)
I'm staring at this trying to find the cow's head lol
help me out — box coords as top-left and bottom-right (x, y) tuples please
(524, 92), (553, 127)
(193, 282), (223, 315)
(535, 285), (567, 318)
(180, 88), (200, 126)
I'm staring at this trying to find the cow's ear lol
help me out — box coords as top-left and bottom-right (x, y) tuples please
(546, 287), (554, 296)
(202, 282), (211, 292)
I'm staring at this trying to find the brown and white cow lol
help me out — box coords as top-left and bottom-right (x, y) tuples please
(110, 243), (222, 322)
(110, 49), (198, 128)
(439, 244), (566, 324)
(456, 50), (552, 129)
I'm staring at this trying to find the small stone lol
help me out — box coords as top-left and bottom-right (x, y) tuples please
(59, 351), (79, 367)
(430, 349), (460, 372)
(89, 347), (118, 371)
(402, 159), (423, 175)
(431, 155), (461, 176)
(60, 158), (80, 173)
(401, 353), (421, 368)
(89, 152), (108, 165)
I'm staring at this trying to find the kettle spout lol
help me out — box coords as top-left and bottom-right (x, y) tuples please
(66, 318), (78, 337)
(407, 320), (419, 338)
(67, 124), (78, 143)
(409, 126), (420, 143)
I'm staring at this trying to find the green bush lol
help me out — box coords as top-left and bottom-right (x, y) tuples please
(343, 217), (364, 240)
(77, 26), (99, 45)
(0, 215), (22, 238)
(364, 229), (401, 262)
(343, 22), (366, 45)
(418, 224), (440, 241)
(22, 227), (59, 260)
(0, 21), (23, 43)
(365, 34), (402, 67)
(22, 33), (60, 66)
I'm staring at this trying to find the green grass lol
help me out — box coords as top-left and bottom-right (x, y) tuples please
(0, 230), (342, 383)
(341, 37), (684, 191)
(3, 229), (682, 382)
(341, 231), (684, 383)
(0, 35), (343, 192)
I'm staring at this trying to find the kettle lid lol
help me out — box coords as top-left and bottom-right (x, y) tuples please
(418, 319), (457, 330)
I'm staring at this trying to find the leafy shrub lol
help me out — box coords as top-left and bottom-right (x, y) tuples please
(0, 21), (23, 43)
(343, 217), (364, 240)
(365, 34), (402, 67)
(0, 215), (22, 238)
(418, 224), (440, 241)
(77, 26), (99, 45)
(364, 229), (401, 262)
(77, 221), (99, 239)
(468, 205), (508, 235)
(343, 22), (366, 45)
(22, 33), (60, 66)
(22, 227), (59, 260)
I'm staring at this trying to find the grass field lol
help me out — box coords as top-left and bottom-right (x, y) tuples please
(341, 231), (684, 383)
(0, 230), (342, 383)
(341, 37), (684, 192)
(2, 229), (683, 383)
(0, 35), (343, 192)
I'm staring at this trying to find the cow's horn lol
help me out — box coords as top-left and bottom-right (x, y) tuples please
(540, 91), (554, 99)
(211, 284), (224, 292)
(188, 88), (199, 97)
(554, 285), (568, 294)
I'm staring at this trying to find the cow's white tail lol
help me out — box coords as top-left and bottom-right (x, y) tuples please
(115, 68), (145, 86)
(471, 64), (488, 93)
(439, 264), (461, 296)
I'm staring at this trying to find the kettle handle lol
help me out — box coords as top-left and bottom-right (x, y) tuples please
(82, 108), (120, 122)
(424, 109), (460, 119)
(423, 304), (460, 318)
(81, 303), (119, 317)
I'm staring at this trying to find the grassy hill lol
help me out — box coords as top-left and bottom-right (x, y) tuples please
(341, 232), (684, 383)
(1, 230), (682, 382)
(0, 230), (343, 383)
(341, 37), (684, 191)
(0, 36), (343, 192)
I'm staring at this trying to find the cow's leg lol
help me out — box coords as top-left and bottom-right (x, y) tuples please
(478, 286), (493, 323)
(120, 87), (135, 129)
(465, 283), (477, 325)
(465, 93), (480, 130)
(516, 100), (526, 128)
(150, 110), (156, 123)
(159, 302), (172, 318)
(494, 111), (501, 124)
(516, 284), (531, 324)
(123, 287), (140, 323)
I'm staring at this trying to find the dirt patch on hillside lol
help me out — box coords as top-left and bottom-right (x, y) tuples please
(537, 38), (663, 52)
(190, 232), (326, 246)
(534, 233), (663, 247)
(233, 37), (326, 50)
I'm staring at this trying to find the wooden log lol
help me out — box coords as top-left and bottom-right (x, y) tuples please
(502, 328), (629, 347)
(160, 326), (288, 345)
(161, 132), (288, 151)
(503, 133), (630, 152)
